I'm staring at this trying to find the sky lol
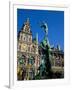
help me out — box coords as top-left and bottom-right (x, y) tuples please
(17, 9), (64, 50)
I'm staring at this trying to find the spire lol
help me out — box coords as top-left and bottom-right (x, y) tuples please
(23, 18), (30, 27)
(57, 44), (61, 51)
(22, 18), (31, 33)
(27, 18), (29, 23)
(36, 33), (38, 45)
(36, 33), (38, 54)
(25, 18), (30, 25)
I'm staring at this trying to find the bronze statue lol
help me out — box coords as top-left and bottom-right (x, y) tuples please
(39, 22), (52, 79)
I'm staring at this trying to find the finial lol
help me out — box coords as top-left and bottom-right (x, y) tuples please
(27, 18), (29, 23)
(36, 33), (38, 44)
(57, 44), (60, 51)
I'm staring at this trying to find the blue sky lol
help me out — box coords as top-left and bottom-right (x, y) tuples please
(17, 9), (64, 50)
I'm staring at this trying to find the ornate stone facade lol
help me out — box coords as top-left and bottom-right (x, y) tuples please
(50, 47), (64, 73)
(17, 18), (39, 80)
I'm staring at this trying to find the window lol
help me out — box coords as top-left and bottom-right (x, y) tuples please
(24, 37), (26, 41)
(20, 34), (22, 40)
(26, 35), (28, 42)
(19, 45), (21, 50)
(31, 45), (35, 52)
(55, 57), (61, 66)
(29, 37), (31, 42)
(28, 47), (30, 51)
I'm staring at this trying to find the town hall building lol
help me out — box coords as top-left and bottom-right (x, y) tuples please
(17, 18), (40, 80)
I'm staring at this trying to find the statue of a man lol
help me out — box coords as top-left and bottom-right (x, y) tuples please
(40, 21), (50, 46)
(40, 22), (48, 36)
(39, 21), (52, 78)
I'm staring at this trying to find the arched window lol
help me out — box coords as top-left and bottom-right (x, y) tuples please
(19, 45), (21, 50)
(29, 37), (31, 42)
(55, 57), (61, 66)
(20, 34), (23, 40)
(28, 47), (30, 51)
(26, 35), (28, 42)
(24, 37), (26, 41)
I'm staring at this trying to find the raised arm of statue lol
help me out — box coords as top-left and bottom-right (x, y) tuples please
(40, 22), (48, 36)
